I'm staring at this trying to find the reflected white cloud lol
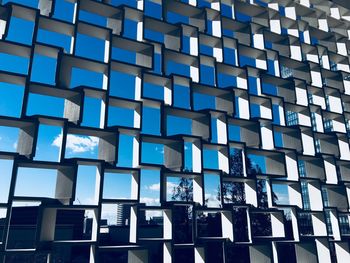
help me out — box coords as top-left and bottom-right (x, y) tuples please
(52, 133), (99, 153)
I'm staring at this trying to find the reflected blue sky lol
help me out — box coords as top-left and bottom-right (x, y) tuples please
(0, 0), (277, 216)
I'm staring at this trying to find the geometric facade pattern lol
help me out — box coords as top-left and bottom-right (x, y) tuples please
(1, 0), (350, 262)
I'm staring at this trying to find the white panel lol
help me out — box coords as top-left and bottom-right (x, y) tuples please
(0, 20), (6, 39)
(245, 181), (258, 207)
(290, 45), (302, 61)
(190, 65), (199, 82)
(217, 118), (227, 144)
(135, 76), (142, 100)
(134, 108), (141, 129)
(339, 139), (350, 160)
(268, 3), (279, 11)
(104, 40), (110, 63)
(256, 59), (267, 70)
(137, 21), (143, 41)
(253, 34), (264, 50)
(211, 2), (220, 11)
(99, 100), (106, 128)
(164, 84), (172, 105)
(72, 1), (78, 24)
(261, 126), (274, 150)
(318, 19), (328, 32)
(274, 59), (280, 77)
(129, 206), (137, 243)
(278, 105), (285, 125)
(300, 0), (310, 7)
(213, 47), (223, 62)
(195, 247), (205, 263)
(324, 159), (338, 184)
(103, 73), (108, 91)
(337, 43), (347, 56)
(221, 211), (234, 241)
(316, 239), (331, 263)
(306, 53), (319, 63)
(303, 30), (311, 44)
(272, 242), (278, 263)
(212, 20), (221, 38)
(311, 71), (323, 87)
(330, 211), (341, 241)
(291, 209), (300, 242)
(237, 76), (248, 89)
(288, 28), (299, 38)
(313, 96), (326, 109)
(329, 96), (343, 113)
(189, 0), (196, 6)
(270, 20), (281, 34)
(344, 80), (350, 95)
(297, 113), (310, 126)
(218, 150), (229, 173)
(260, 105), (272, 119)
(285, 155), (299, 181)
(330, 8), (340, 19)
(163, 243), (172, 263)
(337, 63), (350, 72)
(308, 184), (323, 211)
(94, 168), (102, 204)
(315, 113), (324, 132)
(298, 113), (311, 127)
(271, 213), (285, 238)
(164, 210), (172, 239)
(285, 7), (296, 20)
(295, 87), (308, 106)
(333, 120), (346, 133)
(238, 97), (250, 119)
(335, 243), (350, 263)
(131, 172), (139, 199)
(311, 214), (327, 236)
(193, 176), (203, 205)
(132, 137), (139, 167)
(322, 55), (330, 70)
(288, 185), (302, 207)
(266, 180), (273, 208)
(190, 37), (198, 56)
(192, 142), (202, 173)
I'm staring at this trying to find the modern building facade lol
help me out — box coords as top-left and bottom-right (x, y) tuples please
(0, 0), (350, 262)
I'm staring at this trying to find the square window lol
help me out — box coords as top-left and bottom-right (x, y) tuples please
(6, 17), (34, 45)
(27, 93), (64, 118)
(81, 96), (103, 128)
(74, 165), (99, 205)
(109, 71), (136, 99)
(0, 82), (24, 117)
(37, 29), (72, 53)
(30, 54), (57, 85)
(142, 106), (161, 135)
(75, 33), (106, 62)
(0, 52), (29, 75)
(108, 106), (135, 128)
(70, 68), (104, 89)
(0, 126), (19, 153)
(103, 171), (136, 200)
(139, 169), (161, 206)
(117, 134), (135, 167)
(52, 0), (76, 23)
(34, 124), (62, 162)
(173, 84), (190, 109)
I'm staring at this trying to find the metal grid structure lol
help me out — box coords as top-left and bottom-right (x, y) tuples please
(0, 0), (350, 262)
